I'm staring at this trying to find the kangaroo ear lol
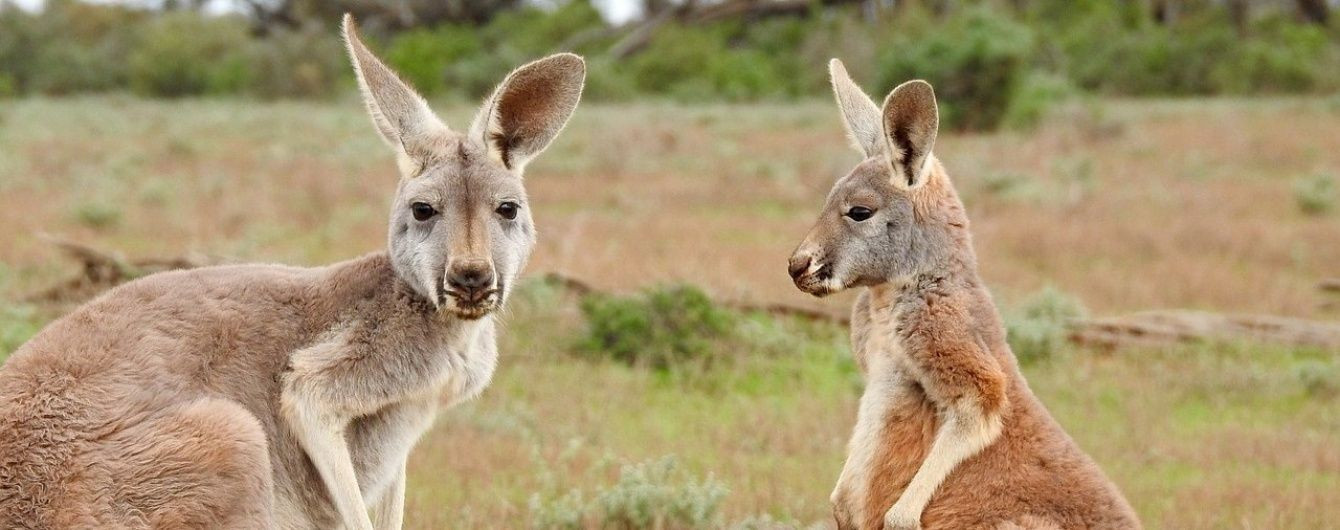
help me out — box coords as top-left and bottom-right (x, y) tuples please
(881, 80), (939, 188)
(342, 14), (448, 160)
(829, 59), (885, 158)
(469, 53), (586, 173)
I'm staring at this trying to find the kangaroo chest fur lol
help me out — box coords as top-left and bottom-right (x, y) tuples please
(832, 285), (939, 529)
(274, 312), (498, 528)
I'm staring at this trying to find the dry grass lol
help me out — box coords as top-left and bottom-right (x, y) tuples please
(1, 96), (1338, 528)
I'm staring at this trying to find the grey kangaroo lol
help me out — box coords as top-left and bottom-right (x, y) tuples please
(0, 15), (584, 529)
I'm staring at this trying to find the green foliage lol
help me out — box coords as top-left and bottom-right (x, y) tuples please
(128, 13), (255, 97)
(875, 7), (1036, 131)
(384, 26), (484, 96)
(527, 456), (727, 529)
(1002, 71), (1077, 130)
(248, 24), (347, 99)
(0, 1), (141, 94)
(1295, 359), (1339, 397)
(1294, 173), (1336, 215)
(1215, 17), (1334, 94)
(73, 201), (123, 229)
(1049, 5), (1340, 96)
(1006, 286), (1086, 364)
(383, 2), (606, 99)
(529, 490), (587, 530)
(624, 24), (786, 101)
(594, 457), (727, 529)
(578, 285), (735, 369)
(3, 0), (1340, 106)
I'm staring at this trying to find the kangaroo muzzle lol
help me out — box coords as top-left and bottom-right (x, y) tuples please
(788, 241), (837, 297)
(445, 258), (496, 304)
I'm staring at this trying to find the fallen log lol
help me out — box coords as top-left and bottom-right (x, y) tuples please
(27, 236), (212, 304)
(1071, 310), (1340, 352)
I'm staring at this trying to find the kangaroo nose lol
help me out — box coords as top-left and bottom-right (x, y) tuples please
(447, 260), (495, 303)
(788, 254), (812, 281)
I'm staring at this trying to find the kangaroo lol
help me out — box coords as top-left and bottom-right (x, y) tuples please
(787, 60), (1140, 530)
(0, 16), (584, 530)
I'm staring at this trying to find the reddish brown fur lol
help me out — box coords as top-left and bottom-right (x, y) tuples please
(849, 166), (1139, 529)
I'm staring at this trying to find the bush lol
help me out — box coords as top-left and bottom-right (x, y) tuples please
(0, 2), (141, 95)
(528, 456), (728, 530)
(1215, 19), (1334, 94)
(1001, 71), (1077, 130)
(1294, 173), (1336, 215)
(249, 24), (347, 99)
(483, 0), (607, 57)
(1295, 359), (1339, 397)
(1052, 6), (1340, 96)
(1006, 286), (1086, 363)
(578, 285), (735, 369)
(595, 457), (727, 529)
(625, 25), (732, 100)
(874, 7), (1037, 131)
(128, 13), (255, 97)
(384, 25), (483, 96)
(5, 0), (1340, 100)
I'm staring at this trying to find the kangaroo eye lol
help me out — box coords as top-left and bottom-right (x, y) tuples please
(496, 201), (519, 220)
(845, 206), (874, 222)
(410, 202), (437, 221)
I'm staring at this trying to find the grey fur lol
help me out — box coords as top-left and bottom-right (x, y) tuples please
(0, 15), (585, 530)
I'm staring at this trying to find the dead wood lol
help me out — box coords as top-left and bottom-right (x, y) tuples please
(1071, 310), (1340, 352)
(27, 236), (212, 304)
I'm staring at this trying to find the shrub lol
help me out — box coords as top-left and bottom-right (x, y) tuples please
(0, 2), (141, 95)
(594, 457), (727, 529)
(1295, 359), (1339, 397)
(384, 25), (483, 96)
(128, 13), (255, 97)
(874, 7), (1036, 131)
(1213, 15), (1336, 94)
(578, 285), (735, 369)
(1006, 286), (1086, 363)
(249, 24), (347, 99)
(483, 0), (608, 57)
(1052, 6), (1340, 96)
(73, 201), (123, 229)
(583, 57), (639, 101)
(528, 456), (727, 530)
(625, 25), (731, 99)
(528, 490), (587, 530)
(1294, 173), (1336, 215)
(1002, 71), (1076, 130)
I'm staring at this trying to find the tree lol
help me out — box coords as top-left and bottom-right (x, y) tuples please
(1294, 0), (1329, 25)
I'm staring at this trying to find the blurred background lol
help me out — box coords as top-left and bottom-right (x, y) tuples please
(1, 0), (1338, 528)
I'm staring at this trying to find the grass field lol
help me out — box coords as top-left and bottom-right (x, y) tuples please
(1, 96), (1338, 528)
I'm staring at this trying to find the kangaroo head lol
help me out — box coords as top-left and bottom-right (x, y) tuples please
(343, 15), (585, 318)
(788, 59), (970, 297)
